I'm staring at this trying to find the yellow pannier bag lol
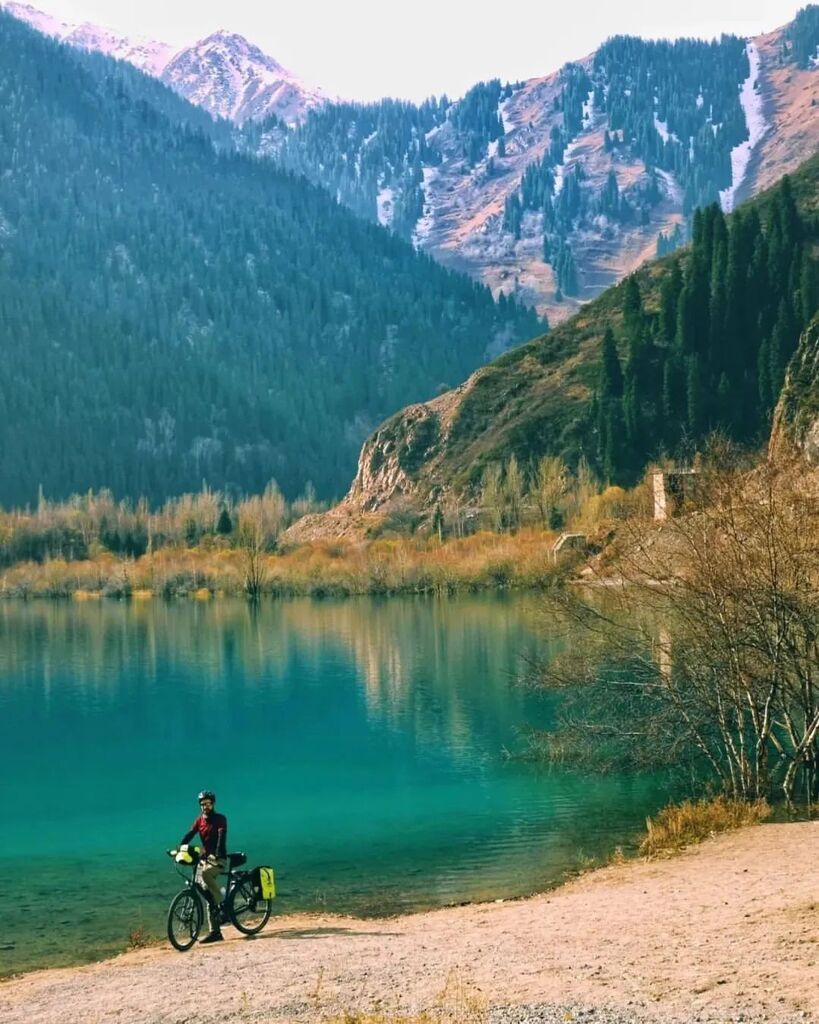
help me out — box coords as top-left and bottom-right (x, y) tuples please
(258, 866), (275, 900)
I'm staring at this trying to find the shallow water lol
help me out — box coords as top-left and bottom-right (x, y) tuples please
(1, 595), (670, 975)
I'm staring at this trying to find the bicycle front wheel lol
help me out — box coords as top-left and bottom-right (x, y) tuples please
(227, 876), (272, 935)
(167, 889), (203, 951)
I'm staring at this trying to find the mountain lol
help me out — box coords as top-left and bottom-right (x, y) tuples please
(0, 11), (541, 508)
(271, 13), (819, 327)
(160, 31), (323, 125)
(0, 2), (323, 123)
(1, 2), (173, 74)
(6, 4), (819, 323)
(286, 154), (819, 542)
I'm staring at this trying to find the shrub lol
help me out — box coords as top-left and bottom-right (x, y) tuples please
(640, 796), (771, 858)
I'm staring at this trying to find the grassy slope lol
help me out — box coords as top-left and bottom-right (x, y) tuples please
(427, 152), (819, 493)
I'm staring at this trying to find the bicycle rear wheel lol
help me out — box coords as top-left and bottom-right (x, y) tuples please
(167, 889), (203, 951)
(227, 876), (272, 935)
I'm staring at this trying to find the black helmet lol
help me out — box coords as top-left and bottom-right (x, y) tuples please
(198, 789), (216, 802)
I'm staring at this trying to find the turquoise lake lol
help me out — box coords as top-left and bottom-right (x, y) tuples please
(0, 595), (672, 976)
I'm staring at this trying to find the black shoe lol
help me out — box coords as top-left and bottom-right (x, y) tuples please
(200, 930), (223, 944)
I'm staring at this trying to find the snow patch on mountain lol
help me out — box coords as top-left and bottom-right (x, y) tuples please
(553, 158), (567, 199)
(499, 96), (515, 135)
(412, 167), (439, 247)
(554, 134), (584, 198)
(656, 168), (683, 205)
(377, 186), (394, 228)
(719, 42), (769, 213)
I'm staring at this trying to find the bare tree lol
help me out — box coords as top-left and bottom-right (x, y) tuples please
(236, 480), (287, 599)
(481, 463), (504, 533)
(532, 455), (568, 529)
(535, 448), (819, 807)
(503, 455), (524, 532)
(563, 456), (598, 524)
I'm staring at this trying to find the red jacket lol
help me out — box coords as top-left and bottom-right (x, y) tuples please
(181, 812), (228, 858)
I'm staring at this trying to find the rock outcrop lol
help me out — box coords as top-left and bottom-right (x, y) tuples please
(770, 316), (819, 464)
(281, 377), (479, 544)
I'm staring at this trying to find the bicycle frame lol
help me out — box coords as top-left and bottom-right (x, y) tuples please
(168, 853), (247, 908)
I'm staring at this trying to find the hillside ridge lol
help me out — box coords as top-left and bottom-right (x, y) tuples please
(285, 152), (819, 542)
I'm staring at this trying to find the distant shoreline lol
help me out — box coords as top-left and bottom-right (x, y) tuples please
(0, 529), (568, 600)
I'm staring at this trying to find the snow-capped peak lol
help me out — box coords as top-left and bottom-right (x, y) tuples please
(1, 0), (70, 38)
(66, 22), (175, 76)
(1, 1), (325, 124)
(1, 1), (176, 75)
(161, 30), (324, 124)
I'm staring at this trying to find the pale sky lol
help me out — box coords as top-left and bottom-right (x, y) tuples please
(21, 0), (806, 100)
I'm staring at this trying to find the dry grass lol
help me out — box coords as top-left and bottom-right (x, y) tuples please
(322, 970), (487, 1024)
(0, 530), (561, 599)
(640, 796), (772, 858)
(126, 925), (149, 950)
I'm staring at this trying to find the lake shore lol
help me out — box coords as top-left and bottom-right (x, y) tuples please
(0, 529), (568, 599)
(3, 822), (816, 1024)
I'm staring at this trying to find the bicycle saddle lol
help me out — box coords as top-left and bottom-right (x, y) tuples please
(228, 852), (247, 868)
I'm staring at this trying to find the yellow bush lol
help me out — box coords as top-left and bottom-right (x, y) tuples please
(640, 795), (771, 858)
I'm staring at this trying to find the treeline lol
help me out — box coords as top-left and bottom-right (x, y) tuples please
(593, 176), (817, 481)
(0, 12), (541, 508)
(455, 454), (642, 538)
(783, 4), (819, 68)
(452, 79), (513, 166)
(595, 35), (750, 213)
(270, 96), (448, 236)
(656, 222), (686, 257)
(0, 471), (648, 599)
(0, 484), (319, 570)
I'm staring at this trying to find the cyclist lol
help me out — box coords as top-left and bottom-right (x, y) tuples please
(179, 789), (228, 944)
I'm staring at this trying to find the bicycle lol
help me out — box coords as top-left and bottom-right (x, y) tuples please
(166, 848), (274, 951)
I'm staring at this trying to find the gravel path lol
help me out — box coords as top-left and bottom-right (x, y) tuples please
(2, 823), (817, 1024)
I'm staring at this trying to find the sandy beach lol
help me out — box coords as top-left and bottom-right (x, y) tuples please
(2, 822), (817, 1024)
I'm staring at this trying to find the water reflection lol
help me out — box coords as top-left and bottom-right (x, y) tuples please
(0, 596), (548, 756)
(1, 595), (671, 977)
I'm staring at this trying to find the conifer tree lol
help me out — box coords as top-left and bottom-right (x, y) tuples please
(687, 355), (705, 436)
(599, 327), (624, 399)
(659, 261), (684, 345)
(217, 506), (233, 535)
(622, 275), (644, 340)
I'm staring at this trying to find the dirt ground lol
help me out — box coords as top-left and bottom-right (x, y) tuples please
(2, 822), (817, 1024)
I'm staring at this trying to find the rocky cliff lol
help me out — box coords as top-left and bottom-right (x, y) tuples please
(771, 316), (819, 464)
